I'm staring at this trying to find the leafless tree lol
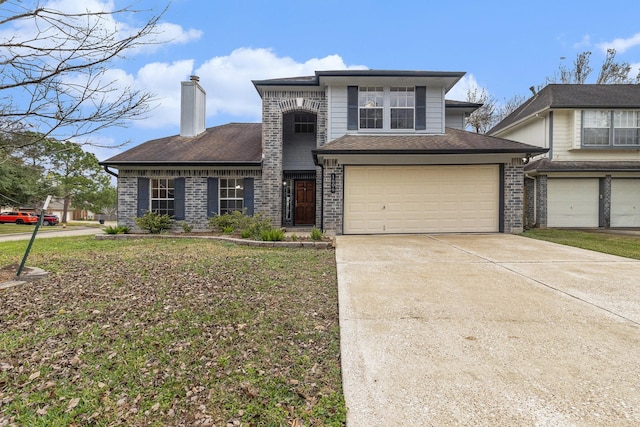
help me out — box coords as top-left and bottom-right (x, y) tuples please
(0, 1), (168, 149)
(494, 94), (528, 124)
(465, 86), (497, 134)
(545, 49), (638, 85)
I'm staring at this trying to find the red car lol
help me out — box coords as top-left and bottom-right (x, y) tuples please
(0, 211), (39, 225)
(43, 214), (59, 226)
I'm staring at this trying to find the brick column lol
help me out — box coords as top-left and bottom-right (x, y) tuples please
(536, 175), (548, 228)
(503, 159), (524, 234)
(322, 161), (343, 234)
(603, 175), (612, 228)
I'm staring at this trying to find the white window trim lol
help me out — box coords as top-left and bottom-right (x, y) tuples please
(582, 110), (640, 148)
(358, 86), (415, 132)
(150, 178), (175, 216)
(219, 178), (244, 215)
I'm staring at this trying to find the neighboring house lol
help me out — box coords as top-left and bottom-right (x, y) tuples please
(489, 84), (640, 229)
(100, 70), (545, 235)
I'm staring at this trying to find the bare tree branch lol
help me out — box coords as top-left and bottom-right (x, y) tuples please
(465, 87), (497, 134)
(597, 49), (633, 84)
(0, 1), (169, 147)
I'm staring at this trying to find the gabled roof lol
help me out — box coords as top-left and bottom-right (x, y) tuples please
(100, 123), (262, 167)
(490, 84), (640, 135)
(313, 127), (547, 162)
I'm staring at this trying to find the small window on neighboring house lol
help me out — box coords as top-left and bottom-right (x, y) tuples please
(294, 113), (315, 133)
(583, 110), (610, 146)
(220, 178), (244, 214)
(359, 87), (384, 129)
(390, 87), (415, 129)
(614, 111), (640, 146)
(150, 178), (174, 216)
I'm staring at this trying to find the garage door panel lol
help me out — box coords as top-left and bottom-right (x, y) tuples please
(611, 180), (640, 227)
(547, 179), (599, 228)
(344, 165), (499, 234)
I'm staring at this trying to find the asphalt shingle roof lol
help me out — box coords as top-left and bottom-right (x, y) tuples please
(313, 127), (548, 156)
(489, 84), (640, 135)
(525, 158), (640, 173)
(101, 123), (262, 166)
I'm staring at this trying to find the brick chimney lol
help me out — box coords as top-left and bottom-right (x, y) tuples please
(180, 75), (206, 137)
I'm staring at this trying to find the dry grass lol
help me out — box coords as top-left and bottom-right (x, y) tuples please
(0, 236), (345, 426)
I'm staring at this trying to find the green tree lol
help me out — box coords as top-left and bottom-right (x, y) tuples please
(0, 132), (54, 206)
(47, 140), (110, 223)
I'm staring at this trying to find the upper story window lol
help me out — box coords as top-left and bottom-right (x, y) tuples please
(151, 178), (174, 216)
(359, 87), (384, 129)
(294, 113), (316, 133)
(390, 87), (415, 129)
(349, 86), (425, 131)
(614, 111), (640, 145)
(583, 110), (640, 147)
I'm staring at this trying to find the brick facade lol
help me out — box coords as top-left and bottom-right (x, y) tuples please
(321, 160), (343, 234)
(261, 90), (327, 228)
(536, 175), (548, 228)
(603, 175), (612, 228)
(503, 159), (525, 234)
(524, 175), (536, 229)
(117, 169), (261, 232)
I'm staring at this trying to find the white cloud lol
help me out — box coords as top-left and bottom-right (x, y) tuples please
(195, 48), (367, 121)
(122, 48), (367, 130)
(0, 0), (201, 57)
(448, 74), (479, 101)
(597, 33), (640, 53)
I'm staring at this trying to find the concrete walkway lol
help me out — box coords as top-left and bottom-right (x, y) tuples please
(336, 234), (640, 426)
(0, 226), (104, 242)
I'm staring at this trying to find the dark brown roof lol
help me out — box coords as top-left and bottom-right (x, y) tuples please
(313, 127), (547, 160)
(525, 158), (640, 173)
(101, 123), (262, 166)
(490, 84), (640, 134)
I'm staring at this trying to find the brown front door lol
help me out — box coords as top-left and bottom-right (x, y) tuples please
(295, 180), (315, 225)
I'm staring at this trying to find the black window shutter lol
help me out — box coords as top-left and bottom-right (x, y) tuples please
(137, 178), (149, 217)
(174, 178), (185, 220)
(347, 86), (358, 130)
(415, 86), (426, 130)
(207, 177), (219, 217)
(243, 178), (254, 215)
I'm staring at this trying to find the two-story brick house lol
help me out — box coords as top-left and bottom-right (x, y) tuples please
(489, 84), (640, 229)
(101, 70), (546, 234)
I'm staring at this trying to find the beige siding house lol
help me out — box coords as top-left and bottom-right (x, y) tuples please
(489, 84), (640, 228)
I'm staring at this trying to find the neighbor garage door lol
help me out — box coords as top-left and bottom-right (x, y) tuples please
(611, 179), (640, 227)
(547, 179), (599, 227)
(343, 165), (499, 234)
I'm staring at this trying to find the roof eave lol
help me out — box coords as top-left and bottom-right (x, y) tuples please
(99, 161), (263, 168)
(313, 147), (548, 164)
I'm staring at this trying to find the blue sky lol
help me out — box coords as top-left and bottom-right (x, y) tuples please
(6, 0), (640, 161)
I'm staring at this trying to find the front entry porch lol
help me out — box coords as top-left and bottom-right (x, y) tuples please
(282, 172), (316, 227)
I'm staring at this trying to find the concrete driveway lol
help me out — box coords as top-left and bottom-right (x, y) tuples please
(336, 234), (640, 426)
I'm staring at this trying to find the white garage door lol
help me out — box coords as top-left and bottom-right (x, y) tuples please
(611, 179), (640, 227)
(547, 179), (599, 227)
(343, 165), (499, 234)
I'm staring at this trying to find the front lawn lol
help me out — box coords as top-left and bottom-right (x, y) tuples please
(522, 228), (640, 260)
(0, 237), (345, 426)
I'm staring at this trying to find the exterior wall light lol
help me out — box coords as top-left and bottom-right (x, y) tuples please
(330, 173), (336, 193)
